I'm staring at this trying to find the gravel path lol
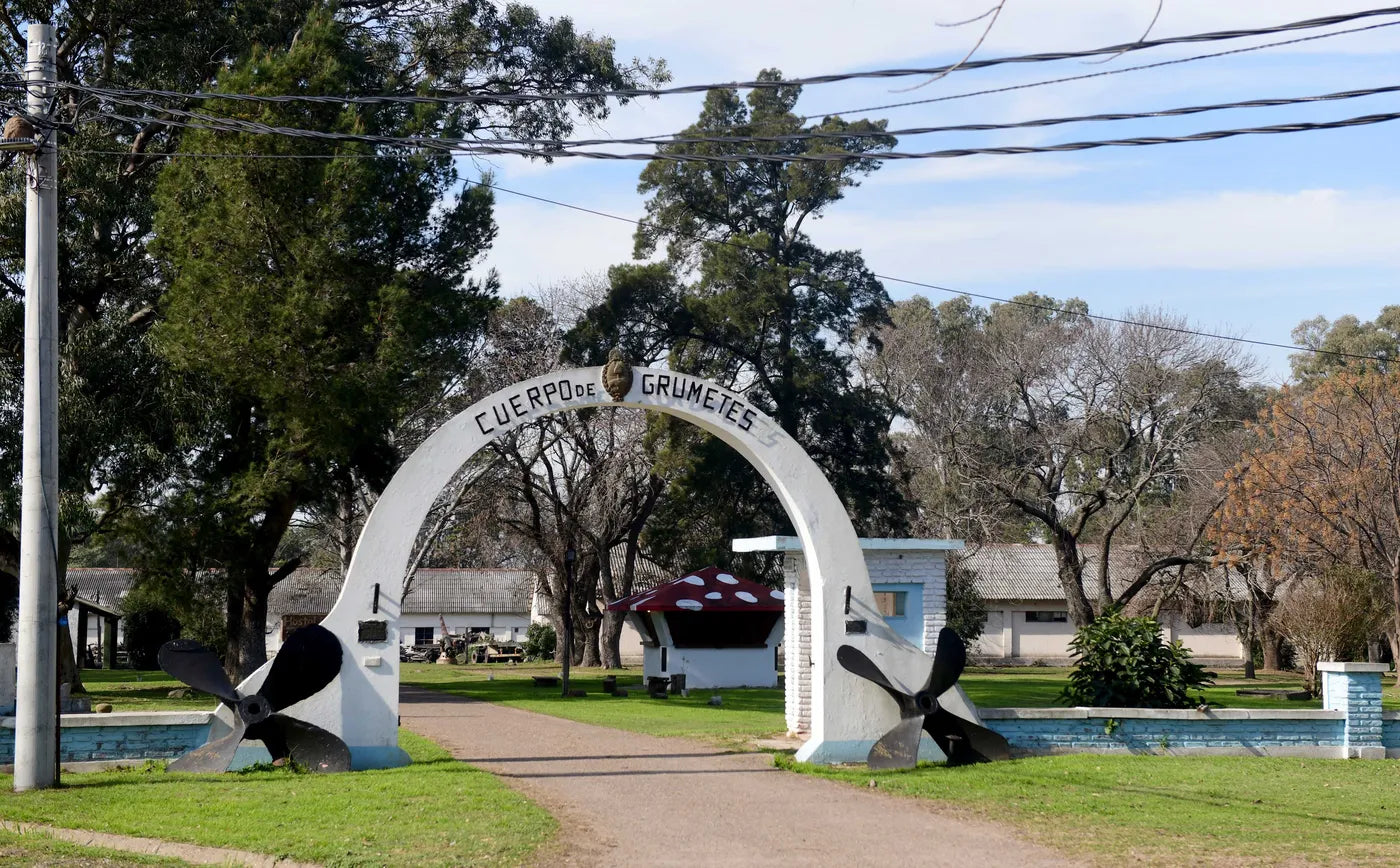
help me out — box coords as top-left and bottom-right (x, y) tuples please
(400, 687), (1077, 867)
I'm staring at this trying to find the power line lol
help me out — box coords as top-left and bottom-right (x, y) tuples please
(804, 18), (1400, 120)
(57, 6), (1400, 108)
(84, 105), (1400, 163)
(85, 81), (1400, 151)
(513, 84), (1400, 147)
(65, 145), (1387, 366)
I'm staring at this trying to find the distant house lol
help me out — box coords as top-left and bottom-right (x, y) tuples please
(65, 567), (140, 664)
(267, 568), (536, 653)
(961, 544), (1245, 664)
(61, 566), (539, 658)
(608, 566), (784, 688)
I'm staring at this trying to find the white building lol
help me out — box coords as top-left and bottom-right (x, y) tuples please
(266, 567), (536, 653)
(731, 536), (962, 736)
(962, 544), (1246, 664)
(609, 566), (784, 689)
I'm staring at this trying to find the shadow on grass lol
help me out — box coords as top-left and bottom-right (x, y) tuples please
(402, 674), (783, 714)
(780, 754), (1400, 841)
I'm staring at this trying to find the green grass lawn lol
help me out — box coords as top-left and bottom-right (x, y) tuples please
(0, 827), (183, 866)
(0, 731), (555, 867)
(401, 662), (787, 743)
(76, 669), (217, 712)
(402, 661), (1400, 746)
(778, 752), (1400, 866)
(960, 666), (1349, 710)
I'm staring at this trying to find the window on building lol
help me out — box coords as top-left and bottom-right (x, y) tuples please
(874, 591), (907, 618)
(414, 626), (434, 644)
(1025, 610), (1068, 623)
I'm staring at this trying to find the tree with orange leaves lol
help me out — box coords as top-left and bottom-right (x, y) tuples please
(1215, 369), (1400, 662)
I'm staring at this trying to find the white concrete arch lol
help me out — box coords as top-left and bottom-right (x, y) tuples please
(241, 367), (930, 767)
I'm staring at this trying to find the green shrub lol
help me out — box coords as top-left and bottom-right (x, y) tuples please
(523, 622), (556, 661)
(1060, 608), (1211, 708)
(121, 594), (182, 670)
(945, 558), (988, 646)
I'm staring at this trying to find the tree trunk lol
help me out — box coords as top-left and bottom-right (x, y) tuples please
(225, 561), (276, 682)
(601, 609), (626, 669)
(1260, 623), (1285, 671)
(232, 575), (270, 681)
(1051, 536), (1095, 626)
(56, 590), (85, 695)
(581, 613), (602, 667)
(225, 578), (246, 678)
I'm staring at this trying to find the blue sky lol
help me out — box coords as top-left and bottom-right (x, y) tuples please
(470, 1), (1400, 385)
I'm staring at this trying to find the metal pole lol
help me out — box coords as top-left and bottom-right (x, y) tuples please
(14, 22), (59, 792)
(561, 547), (575, 698)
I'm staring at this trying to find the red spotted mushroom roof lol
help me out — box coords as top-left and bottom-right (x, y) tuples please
(607, 566), (784, 613)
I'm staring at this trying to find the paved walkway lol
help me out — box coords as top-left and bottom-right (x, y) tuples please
(400, 687), (1076, 867)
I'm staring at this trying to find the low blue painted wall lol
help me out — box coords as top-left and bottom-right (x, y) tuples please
(981, 708), (1345, 757)
(974, 665), (1394, 760)
(1, 712), (213, 765)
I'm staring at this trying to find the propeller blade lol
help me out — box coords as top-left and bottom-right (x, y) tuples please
(259, 624), (343, 713)
(253, 714), (352, 773)
(158, 639), (239, 704)
(867, 714), (924, 771)
(837, 644), (915, 708)
(166, 718), (246, 774)
(926, 627), (967, 697)
(924, 706), (1011, 766)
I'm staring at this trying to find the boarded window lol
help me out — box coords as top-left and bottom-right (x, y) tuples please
(1024, 611), (1068, 623)
(874, 591), (907, 618)
(281, 613), (325, 640)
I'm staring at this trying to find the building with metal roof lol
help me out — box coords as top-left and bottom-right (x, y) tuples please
(959, 544), (1244, 664)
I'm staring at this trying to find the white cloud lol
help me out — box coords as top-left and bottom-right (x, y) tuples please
(529, 1), (1399, 81)
(812, 188), (1400, 282)
(866, 156), (1090, 185)
(480, 194), (644, 296)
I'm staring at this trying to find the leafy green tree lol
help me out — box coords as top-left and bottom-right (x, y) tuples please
(1290, 308), (1400, 383)
(0, 0), (324, 679)
(1061, 609), (1211, 708)
(146, 7), (658, 679)
(944, 557), (988, 647)
(0, 0), (658, 679)
(567, 72), (907, 569)
(120, 587), (183, 670)
(523, 622), (557, 662)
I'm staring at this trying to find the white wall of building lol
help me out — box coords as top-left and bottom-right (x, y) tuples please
(969, 601), (1246, 662)
(747, 538), (959, 736)
(396, 613), (530, 645)
(634, 611), (783, 689)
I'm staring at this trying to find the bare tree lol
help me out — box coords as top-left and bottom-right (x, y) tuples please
(878, 294), (1256, 625)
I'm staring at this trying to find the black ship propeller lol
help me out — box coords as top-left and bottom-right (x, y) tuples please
(158, 624), (351, 773)
(838, 627), (1011, 769)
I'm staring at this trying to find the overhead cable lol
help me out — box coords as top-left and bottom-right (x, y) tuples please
(57, 6), (1400, 107)
(86, 82), (1400, 152)
(82, 106), (1400, 163)
(804, 19), (1400, 120)
(60, 148), (1392, 365)
(480, 84), (1400, 147)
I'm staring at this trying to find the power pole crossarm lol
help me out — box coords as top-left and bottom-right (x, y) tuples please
(14, 22), (59, 792)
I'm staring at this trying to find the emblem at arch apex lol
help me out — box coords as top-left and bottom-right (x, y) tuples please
(602, 347), (633, 401)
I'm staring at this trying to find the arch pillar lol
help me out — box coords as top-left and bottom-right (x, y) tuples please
(238, 367), (931, 767)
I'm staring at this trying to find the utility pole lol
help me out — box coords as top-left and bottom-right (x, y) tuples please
(13, 22), (59, 792)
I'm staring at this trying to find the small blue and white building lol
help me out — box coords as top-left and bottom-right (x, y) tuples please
(731, 536), (962, 736)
